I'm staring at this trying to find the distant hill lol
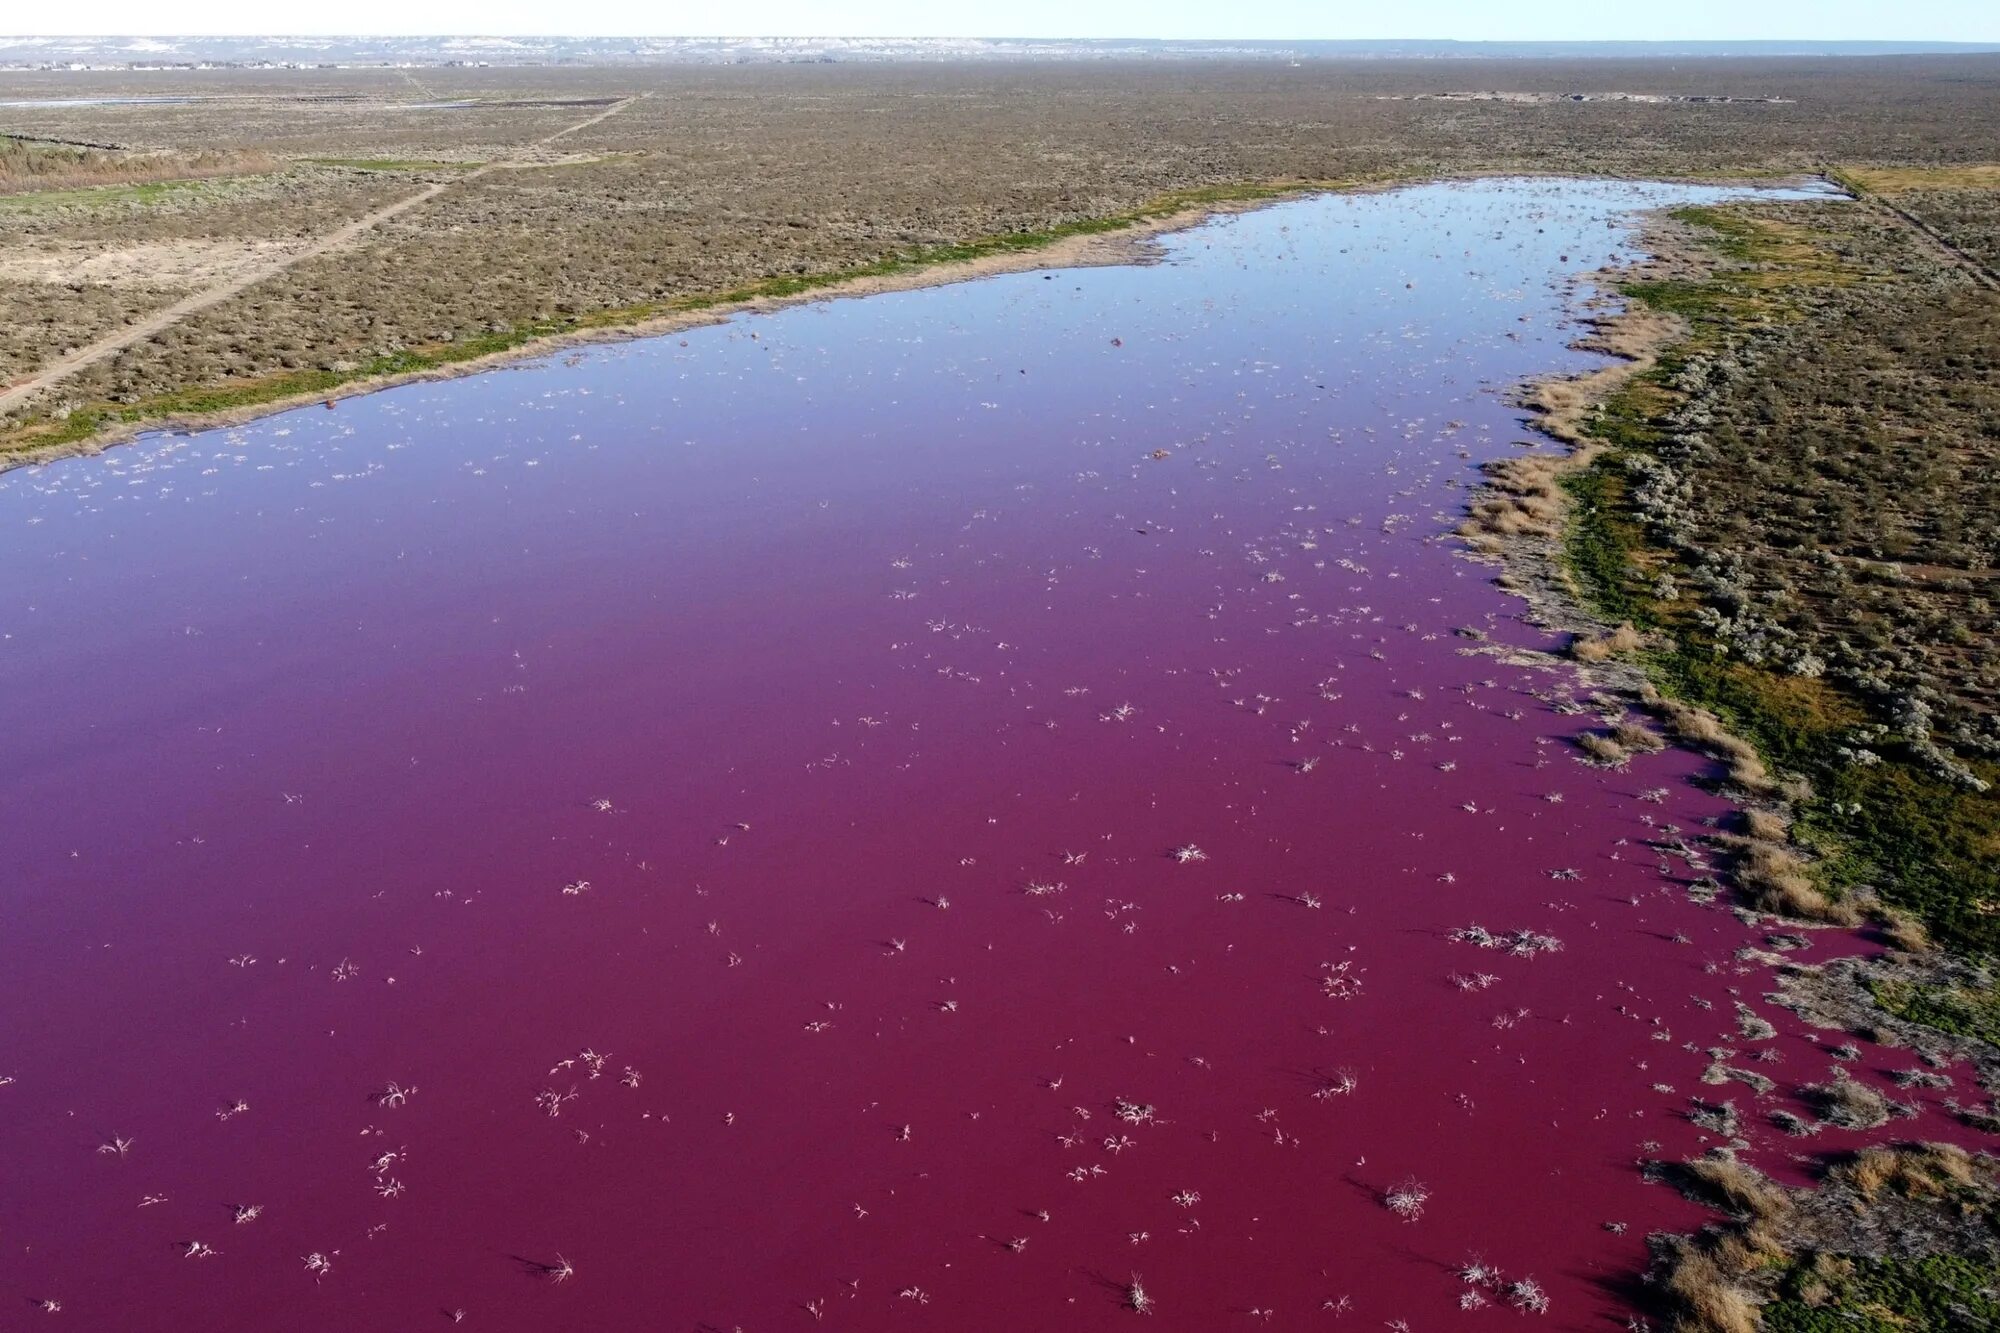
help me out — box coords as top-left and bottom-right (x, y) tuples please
(4, 35), (1999, 68)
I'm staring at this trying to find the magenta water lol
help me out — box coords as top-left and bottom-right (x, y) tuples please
(3, 176), (1949, 1331)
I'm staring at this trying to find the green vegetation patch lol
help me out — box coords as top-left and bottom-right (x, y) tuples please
(1871, 976), (2000, 1048)
(1762, 1252), (2000, 1331)
(22, 316), (581, 450)
(1564, 447), (2000, 953)
(2, 135), (277, 205)
(0, 176), (218, 209)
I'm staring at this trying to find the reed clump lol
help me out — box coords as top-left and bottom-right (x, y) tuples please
(1834, 1143), (1977, 1200)
(1571, 620), (1644, 662)
(1460, 453), (1573, 541)
(1577, 731), (1632, 767)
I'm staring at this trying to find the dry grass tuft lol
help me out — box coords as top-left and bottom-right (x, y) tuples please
(1880, 911), (1931, 953)
(1840, 1147), (1904, 1199)
(1612, 718), (1667, 753)
(1577, 731), (1632, 767)
(1460, 453), (1574, 540)
(1572, 621), (1645, 662)
(1681, 1152), (1794, 1222)
(1648, 695), (1776, 793)
(1734, 842), (1862, 926)
(1741, 808), (1789, 842)
(1659, 1238), (1761, 1333)
(1835, 1143), (1977, 1200)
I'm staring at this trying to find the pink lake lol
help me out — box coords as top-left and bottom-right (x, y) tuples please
(9, 176), (1958, 1332)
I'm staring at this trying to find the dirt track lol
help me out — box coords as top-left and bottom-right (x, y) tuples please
(1869, 195), (2000, 290)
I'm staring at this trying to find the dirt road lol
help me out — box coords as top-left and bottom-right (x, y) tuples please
(1869, 195), (2000, 292)
(0, 96), (637, 416)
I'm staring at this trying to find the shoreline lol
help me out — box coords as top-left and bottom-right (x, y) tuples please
(0, 168), (1825, 477)
(1459, 207), (1709, 657)
(0, 190), (1296, 474)
(1461, 200), (1891, 914)
(1471, 179), (2000, 1332)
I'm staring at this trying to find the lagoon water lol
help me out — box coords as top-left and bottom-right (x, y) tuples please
(0, 97), (202, 108)
(1, 177), (1913, 1331)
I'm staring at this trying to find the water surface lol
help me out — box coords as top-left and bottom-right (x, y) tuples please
(0, 96), (201, 108)
(7, 177), (1930, 1331)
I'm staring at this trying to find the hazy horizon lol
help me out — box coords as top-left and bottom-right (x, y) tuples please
(6, 34), (2000, 67)
(7, 0), (2000, 43)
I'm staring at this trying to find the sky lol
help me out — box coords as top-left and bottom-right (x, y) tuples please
(9, 1), (2000, 42)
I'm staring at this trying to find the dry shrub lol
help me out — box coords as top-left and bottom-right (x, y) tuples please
(1682, 1153), (1793, 1222)
(1603, 621), (1646, 655)
(1649, 696), (1776, 793)
(1721, 748), (1772, 793)
(1802, 1071), (1891, 1130)
(1736, 840), (1832, 912)
(1660, 1239), (1761, 1333)
(1837, 1143), (1977, 1199)
(1741, 808), (1789, 842)
(1736, 842), (1861, 925)
(1881, 911), (1931, 953)
(1463, 492), (1560, 538)
(1487, 453), (1568, 497)
(1613, 718), (1667, 752)
(1461, 453), (1571, 539)
(1572, 620), (1645, 662)
(1524, 371), (1626, 443)
(1585, 306), (1685, 359)
(1841, 1146), (1905, 1199)
(1578, 731), (1632, 767)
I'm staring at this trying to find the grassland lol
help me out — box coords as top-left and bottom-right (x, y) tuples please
(1, 132), (271, 193)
